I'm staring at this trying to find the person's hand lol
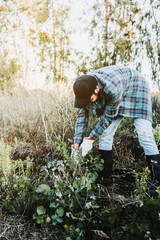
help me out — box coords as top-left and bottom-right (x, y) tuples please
(73, 143), (79, 150)
(71, 144), (80, 163)
(80, 137), (95, 157)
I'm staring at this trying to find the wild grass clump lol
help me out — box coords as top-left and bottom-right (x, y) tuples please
(0, 139), (11, 178)
(0, 82), (77, 160)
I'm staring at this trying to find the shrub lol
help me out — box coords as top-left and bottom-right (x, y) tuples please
(153, 124), (160, 150)
(0, 139), (11, 178)
(152, 95), (160, 127)
(0, 139), (38, 215)
(32, 137), (160, 240)
(33, 138), (107, 239)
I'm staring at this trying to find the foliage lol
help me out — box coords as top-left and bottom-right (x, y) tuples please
(30, 137), (160, 239)
(0, 54), (20, 92)
(0, 0), (159, 89)
(133, 167), (151, 206)
(0, 139), (11, 178)
(33, 138), (106, 239)
(153, 124), (160, 150)
(0, 140), (38, 215)
(0, 157), (37, 215)
(114, 168), (160, 240)
(0, 0), (72, 88)
(1, 134), (159, 240)
(134, 0), (160, 85)
(75, 0), (141, 73)
(152, 95), (160, 127)
(74, 0), (159, 87)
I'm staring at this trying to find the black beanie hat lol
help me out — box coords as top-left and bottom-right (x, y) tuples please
(73, 75), (97, 108)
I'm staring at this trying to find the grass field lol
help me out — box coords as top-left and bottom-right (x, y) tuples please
(0, 85), (160, 240)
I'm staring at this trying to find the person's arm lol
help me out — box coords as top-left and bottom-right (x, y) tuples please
(89, 85), (123, 140)
(88, 108), (112, 140)
(74, 108), (89, 147)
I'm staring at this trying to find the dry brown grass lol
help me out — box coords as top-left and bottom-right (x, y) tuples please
(0, 82), (76, 160)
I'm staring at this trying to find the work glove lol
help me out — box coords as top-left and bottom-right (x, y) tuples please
(71, 144), (80, 163)
(80, 137), (95, 157)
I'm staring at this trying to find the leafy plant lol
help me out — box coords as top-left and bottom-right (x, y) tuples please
(133, 167), (151, 206)
(0, 152), (37, 215)
(33, 138), (110, 238)
(153, 124), (160, 150)
(0, 139), (11, 179)
(32, 137), (160, 239)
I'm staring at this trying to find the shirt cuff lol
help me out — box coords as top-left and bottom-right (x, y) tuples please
(88, 133), (97, 140)
(74, 136), (83, 144)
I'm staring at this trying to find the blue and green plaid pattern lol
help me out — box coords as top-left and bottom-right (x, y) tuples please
(74, 65), (152, 144)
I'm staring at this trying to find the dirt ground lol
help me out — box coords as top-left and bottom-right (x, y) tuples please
(0, 209), (65, 240)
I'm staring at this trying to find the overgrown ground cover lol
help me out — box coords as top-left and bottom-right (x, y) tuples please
(0, 85), (160, 240)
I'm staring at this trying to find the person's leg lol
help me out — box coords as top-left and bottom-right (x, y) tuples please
(134, 118), (160, 196)
(99, 116), (123, 151)
(134, 118), (159, 156)
(98, 116), (123, 179)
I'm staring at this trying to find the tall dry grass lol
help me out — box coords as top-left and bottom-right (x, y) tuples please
(0, 82), (77, 160)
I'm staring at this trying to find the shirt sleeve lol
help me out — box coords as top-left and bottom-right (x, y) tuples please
(74, 108), (89, 144)
(89, 84), (123, 140)
(89, 106), (112, 140)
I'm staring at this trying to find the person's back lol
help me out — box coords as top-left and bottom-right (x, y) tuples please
(88, 65), (152, 121)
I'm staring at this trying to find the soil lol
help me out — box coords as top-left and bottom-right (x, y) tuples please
(0, 210), (65, 240)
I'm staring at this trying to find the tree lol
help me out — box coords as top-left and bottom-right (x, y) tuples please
(29, 0), (72, 82)
(0, 0), (21, 91)
(0, 54), (19, 92)
(74, 0), (159, 88)
(134, 0), (160, 87)
(75, 0), (141, 72)
(0, 0), (72, 91)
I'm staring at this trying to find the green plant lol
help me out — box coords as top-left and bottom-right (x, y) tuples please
(153, 124), (160, 150)
(33, 137), (160, 239)
(0, 139), (11, 179)
(133, 167), (151, 206)
(33, 138), (110, 238)
(110, 168), (160, 240)
(0, 154), (37, 214)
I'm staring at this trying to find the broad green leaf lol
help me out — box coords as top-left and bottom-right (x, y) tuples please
(37, 216), (44, 224)
(37, 205), (46, 215)
(40, 166), (47, 172)
(57, 160), (63, 165)
(46, 216), (51, 223)
(58, 165), (64, 172)
(56, 217), (63, 223)
(56, 207), (64, 217)
(36, 184), (51, 193)
(32, 213), (37, 219)
(49, 202), (59, 208)
(47, 161), (53, 169)
(52, 221), (57, 225)
(51, 214), (57, 220)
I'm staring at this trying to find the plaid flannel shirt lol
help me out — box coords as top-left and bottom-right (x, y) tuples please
(74, 65), (152, 144)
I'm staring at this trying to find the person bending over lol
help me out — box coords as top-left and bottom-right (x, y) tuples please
(72, 65), (160, 196)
